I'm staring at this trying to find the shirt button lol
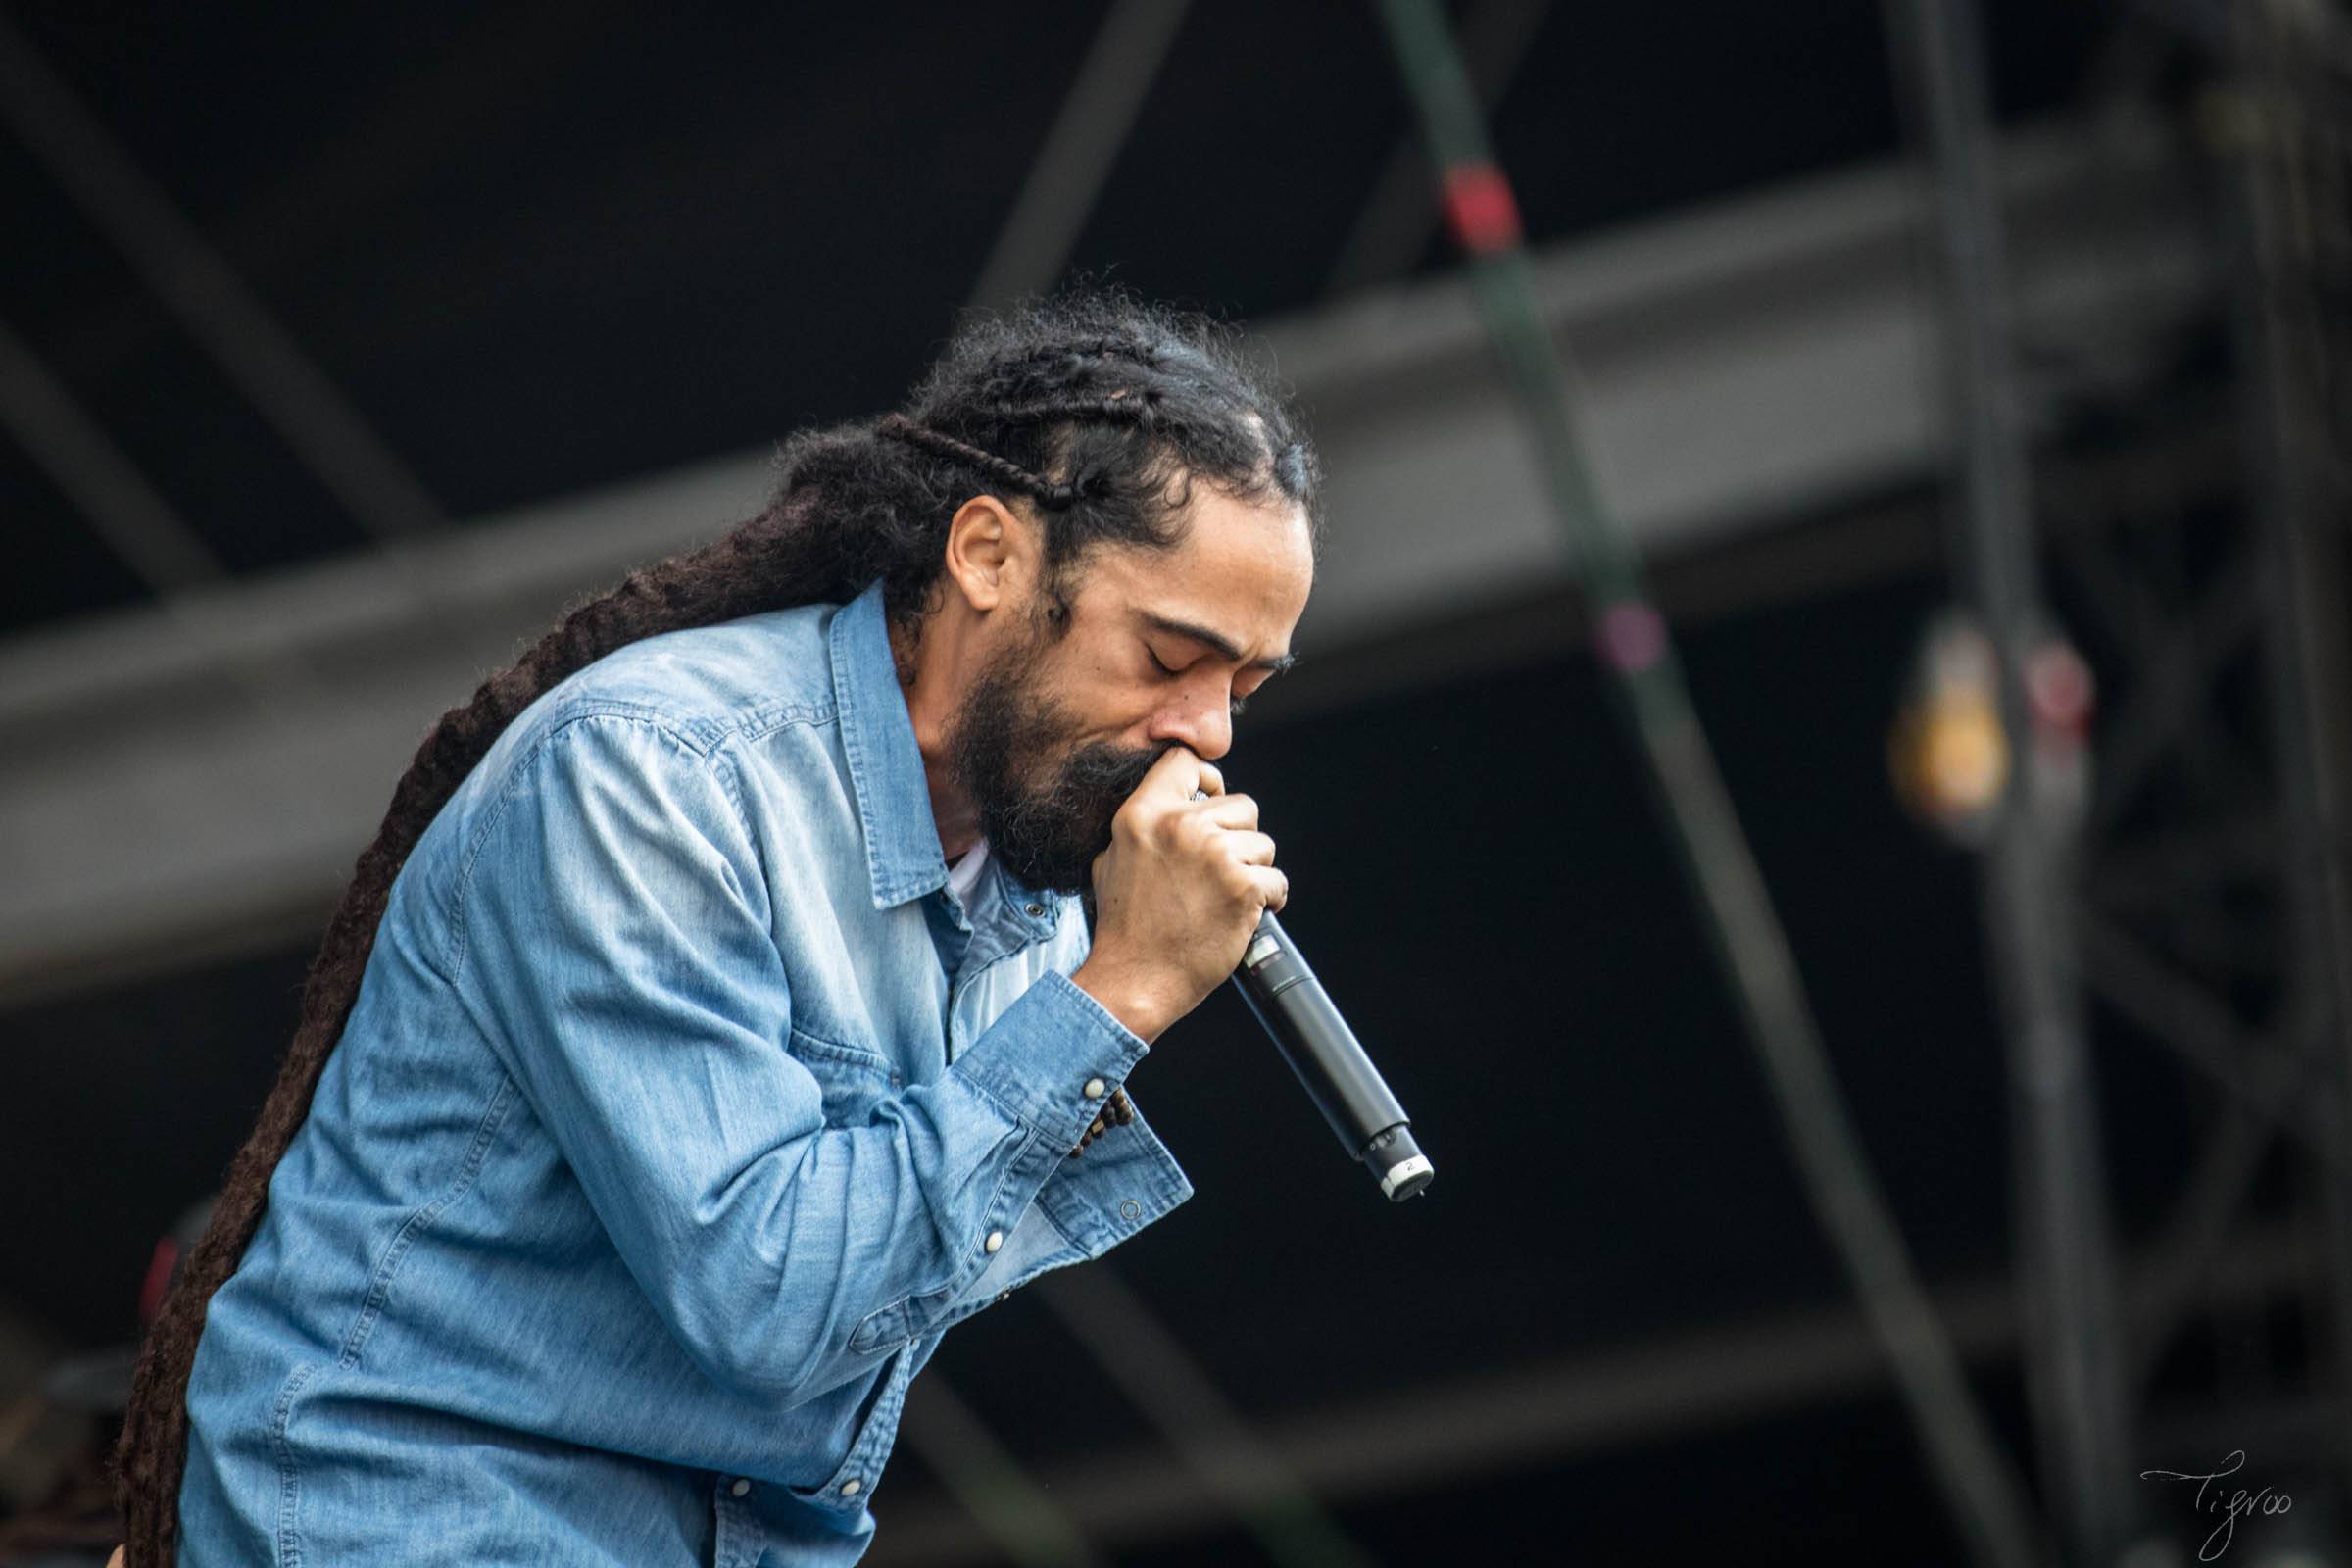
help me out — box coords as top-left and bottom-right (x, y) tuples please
(730, 1478), (750, 1497)
(984, 1230), (1004, 1253)
(841, 1479), (863, 1497)
(1083, 1078), (1106, 1100)
(1026, 902), (1045, 917)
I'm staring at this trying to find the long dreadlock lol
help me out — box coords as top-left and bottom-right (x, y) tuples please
(110, 290), (1323, 1565)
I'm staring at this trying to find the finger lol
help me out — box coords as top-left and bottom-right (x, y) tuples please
(1143, 744), (1209, 805)
(1243, 864), (1289, 913)
(1195, 791), (1258, 831)
(1184, 767), (1227, 804)
(1224, 830), (1276, 867)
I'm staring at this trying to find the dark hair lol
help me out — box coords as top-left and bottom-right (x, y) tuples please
(111, 290), (1321, 1564)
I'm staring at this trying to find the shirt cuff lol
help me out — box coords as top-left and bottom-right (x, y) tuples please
(951, 968), (1150, 1152)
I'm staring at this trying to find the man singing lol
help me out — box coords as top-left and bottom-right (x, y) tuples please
(111, 293), (1322, 1564)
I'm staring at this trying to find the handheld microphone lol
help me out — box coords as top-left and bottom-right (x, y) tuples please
(1229, 909), (1434, 1202)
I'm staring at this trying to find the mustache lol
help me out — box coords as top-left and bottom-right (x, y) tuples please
(974, 734), (1168, 897)
(997, 739), (1165, 844)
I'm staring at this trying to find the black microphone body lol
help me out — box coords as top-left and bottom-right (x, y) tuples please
(1228, 909), (1434, 1201)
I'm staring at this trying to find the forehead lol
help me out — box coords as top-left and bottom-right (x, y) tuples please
(1076, 484), (1314, 655)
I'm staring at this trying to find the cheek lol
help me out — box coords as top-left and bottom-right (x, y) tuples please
(1114, 699), (1171, 746)
(1054, 663), (1156, 742)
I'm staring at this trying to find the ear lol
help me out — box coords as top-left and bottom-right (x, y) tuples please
(942, 494), (1038, 613)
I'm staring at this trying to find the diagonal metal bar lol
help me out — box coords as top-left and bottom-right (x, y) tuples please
(0, 314), (224, 598)
(2087, 814), (2278, 910)
(46, 0), (624, 390)
(2145, 898), (2288, 980)
(2053, 516), (2153, 667)
(0, 309), (328, 718)
(2077, 906), (2344, 1171)
(0, 7), (449, 543)
(2056, 523), (2273, 802)
(1035, 1265), (1377, 1568)
(2127, 1108), (2274, 1386)
(896, 1372), (1104, 1568)
(1373, 3), (2048, 1564)
(1322, 0), (1551, 298)
(0, 307), (352, 876)
(2122, 1001), (2325, 1391)
(965, 0), (1194, 313)
(2081, 550), (2265, 847)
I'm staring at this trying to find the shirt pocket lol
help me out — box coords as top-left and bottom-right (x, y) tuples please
(786, 1031), (898, 1125)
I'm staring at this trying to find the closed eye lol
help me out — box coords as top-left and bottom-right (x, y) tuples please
(1147, 642), (1259, 717)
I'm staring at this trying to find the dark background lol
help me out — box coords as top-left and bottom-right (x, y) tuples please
(3, 2), (2328, 1564)
(0, 0), (2104, 635)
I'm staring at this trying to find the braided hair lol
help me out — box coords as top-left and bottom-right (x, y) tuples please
(110, 290), (1322, 1565)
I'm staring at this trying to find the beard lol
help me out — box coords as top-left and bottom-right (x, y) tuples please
(944, 631), (1163, 897)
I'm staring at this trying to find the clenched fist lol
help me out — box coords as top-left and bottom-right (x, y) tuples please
(1071, 747), (1286, 1044)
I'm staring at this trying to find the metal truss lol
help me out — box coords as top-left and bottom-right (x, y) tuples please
(2044, 0), (2352, 1512)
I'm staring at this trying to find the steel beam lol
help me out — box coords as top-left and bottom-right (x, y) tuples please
(0, 121), (2209, 1004)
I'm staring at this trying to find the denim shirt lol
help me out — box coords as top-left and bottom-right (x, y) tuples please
(178, 578), (1193, 1566)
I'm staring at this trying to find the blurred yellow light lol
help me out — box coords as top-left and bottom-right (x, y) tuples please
(1891, 693), (2010, 830)
(1921, 700), (2008, 813)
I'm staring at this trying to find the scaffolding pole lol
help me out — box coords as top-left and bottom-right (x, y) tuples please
(1894, 0), (2135, 1559)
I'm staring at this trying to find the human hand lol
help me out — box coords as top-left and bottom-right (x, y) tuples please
(1071, 747), (1285, 1043)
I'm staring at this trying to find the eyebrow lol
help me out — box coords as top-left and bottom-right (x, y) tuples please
(1143, 612), (1298, 674)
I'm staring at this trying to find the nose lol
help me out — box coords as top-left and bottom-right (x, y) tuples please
(1146, 686), (1233, 761)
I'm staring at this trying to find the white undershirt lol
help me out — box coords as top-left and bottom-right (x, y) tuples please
(945, 839), (991, 906)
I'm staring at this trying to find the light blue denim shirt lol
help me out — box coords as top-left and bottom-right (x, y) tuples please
(178, 577), (1193, 1565)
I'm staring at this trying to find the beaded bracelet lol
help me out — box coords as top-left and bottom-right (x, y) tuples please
(1066, 1088), (1135, 1156)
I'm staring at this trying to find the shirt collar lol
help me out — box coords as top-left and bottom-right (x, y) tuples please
(827, 578), (1060, 936)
